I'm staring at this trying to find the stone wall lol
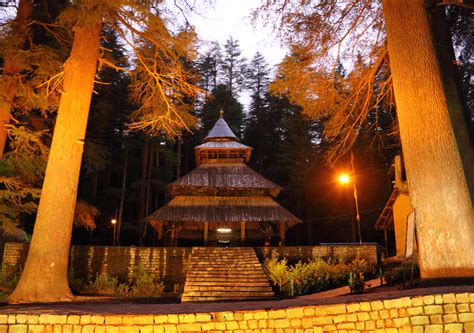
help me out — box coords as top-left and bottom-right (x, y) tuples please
(254, 244), (380, 266)
(1, 243), (192, 293)
(2, 243), (379, 293)
(1, 292), (473, 332)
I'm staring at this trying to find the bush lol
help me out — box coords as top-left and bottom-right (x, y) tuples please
(0, 271), (20, 294)
(71, 265), (164, 297)
(128, 266), (164, 297)
(263, 256), (373, 296)
(264, 255), (290, 293)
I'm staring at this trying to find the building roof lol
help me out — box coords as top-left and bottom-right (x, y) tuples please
(147, 196), (301, 227)
(168, 163), (282, 198)
(203, 117), (240, 143)
(195, 141), (252, 150)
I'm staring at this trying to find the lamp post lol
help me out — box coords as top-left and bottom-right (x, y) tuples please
(338, 153), (362, 244)
(111, 218), (117, 246)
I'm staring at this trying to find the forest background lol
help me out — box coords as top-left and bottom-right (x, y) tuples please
(0, 0), (472, 253)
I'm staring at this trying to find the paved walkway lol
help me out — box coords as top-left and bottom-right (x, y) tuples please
(1, 284), (473, 315)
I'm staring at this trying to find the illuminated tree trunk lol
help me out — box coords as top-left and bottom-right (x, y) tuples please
(0, 0), (33, 158)
(382, 0), (474, 279)
(8, 17), (102, 303)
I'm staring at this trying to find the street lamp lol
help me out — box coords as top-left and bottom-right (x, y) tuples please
(338, 153), (362, 244)
(111, 218), (117, 246)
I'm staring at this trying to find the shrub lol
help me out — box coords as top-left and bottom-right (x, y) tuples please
(70, 265), (164, 297)
(129, 265), (164, 297)
(0, 271), (20, 294)
(264, 255), (290, 293)
(86, 274), (119, 295)
(263, 256), (372, 296)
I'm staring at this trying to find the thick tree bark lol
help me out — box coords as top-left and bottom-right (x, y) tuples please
(382, 0), (474, 279)
(8, 17), (103, 303)
(0, 0), (33, 158)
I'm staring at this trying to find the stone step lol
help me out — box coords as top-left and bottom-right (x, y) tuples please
(188, 261), (261, 268)
(190, 259), (260, 263)
(190, 255), (260, 260)
(191, 251), (258, 255)
(186, 273), (267, 279)
(185, 281), (271, 287)
(186, 277), (268, 283)
(183, 285), (272, 292)
(182, 247), (273, 302)
(192, 248), (255, 251)
(181, 295), (274, 302)
(187, 265), (263, 270)
(183, 290), (274, 297)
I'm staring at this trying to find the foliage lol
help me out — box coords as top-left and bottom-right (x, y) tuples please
(200, 84), (244, 137)
(87, 273), (121, 295)
(0, 126), (48, 235)
(383, 264), (420, 286)
(264, 255), (373, 296)
(255, 1), (398, 163)
(70, 265), (164, 297)
(73, 200), (100, 231)
(0, 271), (21, 294)
(264, 255), (290, 293)
(129, 265), (165, 296)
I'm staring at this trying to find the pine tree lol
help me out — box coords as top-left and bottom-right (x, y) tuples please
(243, 52), (272, 172)
(8, 0), (201, 304)
(220, 37), (247, 96)
(200, 84), (244, 137)
(197, 41), (221, 96)
(382, 0), (474, 278)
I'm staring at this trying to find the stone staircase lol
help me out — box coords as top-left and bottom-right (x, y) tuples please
(181, 247), (274, 302)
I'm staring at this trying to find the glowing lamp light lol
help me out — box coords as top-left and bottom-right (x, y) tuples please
(217, 227), (232, 234)
(338, 173), (350, 184)
(111, 218), (117, 225)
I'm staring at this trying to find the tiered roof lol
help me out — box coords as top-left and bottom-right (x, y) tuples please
(147, 113), (300, 228)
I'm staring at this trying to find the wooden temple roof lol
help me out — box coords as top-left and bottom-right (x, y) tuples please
(203, 117), (239, 143)
(147, 114), (302, 233)
(168, 163), (282, 198)
(147, 196), (301, 227)
(195, 141), (252, 150)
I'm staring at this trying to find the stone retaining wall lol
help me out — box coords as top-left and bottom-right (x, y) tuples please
(1, 292), (473, 332)
(2, 243), (379, 293)
(254, 244), (380, 266)
(1, 243), (192, 293)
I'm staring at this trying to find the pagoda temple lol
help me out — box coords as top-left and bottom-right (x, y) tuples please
(147, 113), (300, 246)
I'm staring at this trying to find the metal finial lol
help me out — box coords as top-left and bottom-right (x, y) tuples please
(219, 109), (224, 118)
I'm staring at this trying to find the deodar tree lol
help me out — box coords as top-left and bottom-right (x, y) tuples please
(259, 0), (474, 280)
(381, 0), (474, 279)
(0, 0), (33, 159)
(8, 0), (200, 303)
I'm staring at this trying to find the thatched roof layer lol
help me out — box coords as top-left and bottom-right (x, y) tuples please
(148, 196), (301, 227)
(169, 163), (282, 198)
(195, 141), (252, 150)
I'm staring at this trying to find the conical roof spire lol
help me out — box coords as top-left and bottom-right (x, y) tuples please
(203, 111), (239, 142)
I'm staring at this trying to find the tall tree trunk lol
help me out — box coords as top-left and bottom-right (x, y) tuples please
(382, 0), (474, 279)
(8, 16), (103, 303)
(0, 0), (33, 158)
(176, 136), (181, 179)
(138, 142), (150, 241)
